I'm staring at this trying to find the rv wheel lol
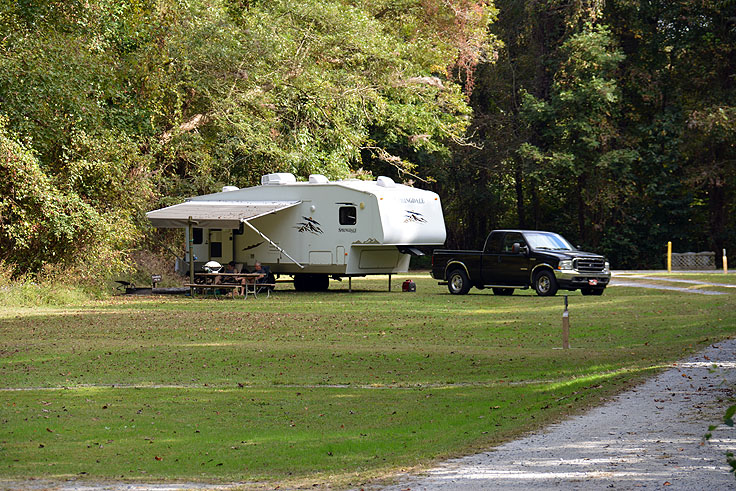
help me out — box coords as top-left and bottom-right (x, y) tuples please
(294, 273), (329, 292)
(311, 274), (329, 291)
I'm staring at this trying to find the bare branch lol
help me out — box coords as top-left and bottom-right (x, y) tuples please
(159, 113), (210, 145)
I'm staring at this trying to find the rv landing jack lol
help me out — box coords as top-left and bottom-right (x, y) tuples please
(344, 274), (392, 293)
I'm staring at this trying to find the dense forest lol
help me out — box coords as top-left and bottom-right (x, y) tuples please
(1, 0), (734, 278)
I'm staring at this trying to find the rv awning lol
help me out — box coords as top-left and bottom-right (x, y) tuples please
(146, 200), (301, 229)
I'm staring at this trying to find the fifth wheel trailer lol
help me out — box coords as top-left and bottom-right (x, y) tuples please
(146, 173), (446, 290)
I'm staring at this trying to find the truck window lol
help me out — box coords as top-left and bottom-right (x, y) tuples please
(502, 232), (526, 253)
(484, 232), (503, 253)
(339, 206), (357, 225)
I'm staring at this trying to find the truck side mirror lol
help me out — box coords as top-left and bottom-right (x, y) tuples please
(511, 243), (529, 255)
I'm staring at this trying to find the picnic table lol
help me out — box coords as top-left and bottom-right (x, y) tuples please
(185, 272), (275, 299)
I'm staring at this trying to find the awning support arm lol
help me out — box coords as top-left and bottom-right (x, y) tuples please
(242, 220), (305, 269)
(188, 217), (195, 287)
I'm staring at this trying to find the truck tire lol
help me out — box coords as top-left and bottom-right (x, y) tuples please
(533, 270), (558, 296)
(492, 288), (514, 296)
(447, 268), (471, 295)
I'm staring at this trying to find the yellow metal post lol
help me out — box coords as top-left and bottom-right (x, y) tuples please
(667, 241), (672, 273)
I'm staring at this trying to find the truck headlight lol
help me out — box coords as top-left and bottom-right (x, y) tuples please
(558, 260), (573, 270)
(604, 261), (610, 271)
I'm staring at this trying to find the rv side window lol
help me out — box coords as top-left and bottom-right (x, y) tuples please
(193, 228), (203, 244)
(339, 206), (357, 225)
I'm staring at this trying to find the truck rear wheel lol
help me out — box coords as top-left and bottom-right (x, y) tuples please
(447, 268), (471, 295)
(533, 270), (558, 296)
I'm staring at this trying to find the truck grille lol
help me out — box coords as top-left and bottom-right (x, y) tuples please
(574, 257), (606, 272)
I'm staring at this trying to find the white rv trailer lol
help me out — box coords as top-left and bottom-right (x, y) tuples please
(146, 173), (446, 290)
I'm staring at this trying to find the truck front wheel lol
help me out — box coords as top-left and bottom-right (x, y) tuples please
(448, 269), (471, 295)
(533, 270), (558, 296)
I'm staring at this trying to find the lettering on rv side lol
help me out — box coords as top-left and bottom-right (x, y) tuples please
(400, 197), (425, 204)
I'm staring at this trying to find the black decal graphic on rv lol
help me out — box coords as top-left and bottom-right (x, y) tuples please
(295, 217), (324, 235)
(242, 241), (264, 251)
(404, 211), (427, 223)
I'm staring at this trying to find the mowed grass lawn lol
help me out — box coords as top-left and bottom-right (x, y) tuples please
(1, 273), (735, 486)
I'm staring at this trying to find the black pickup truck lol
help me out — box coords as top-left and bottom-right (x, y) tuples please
(431, 230), (611, 296)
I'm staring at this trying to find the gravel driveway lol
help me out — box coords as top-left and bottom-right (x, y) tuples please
(379, 339), (736, 490)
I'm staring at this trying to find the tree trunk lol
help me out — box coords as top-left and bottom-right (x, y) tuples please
(577, 175), (587, 242)
(515, 163), (525, 228)
(708, 177), (726, 261)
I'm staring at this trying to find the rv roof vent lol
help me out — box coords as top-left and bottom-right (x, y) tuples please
(309, 174), (329, 184)
(376, 176), (396, 188)
(261, 173), (297, 185)
(222, 185), (239, 193)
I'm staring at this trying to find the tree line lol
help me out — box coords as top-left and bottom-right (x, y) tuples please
(1, 0), (733, 276)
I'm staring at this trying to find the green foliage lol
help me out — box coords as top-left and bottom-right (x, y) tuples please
(0, 0), (493, 276)
(518, 24), (629, 243)
(705, 403), (736, 479)
(439, 0), (736, 268)
(0, 120), (135, 278)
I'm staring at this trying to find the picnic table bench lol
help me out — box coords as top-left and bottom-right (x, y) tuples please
(184, 283), (241, 298)
(187, 272), (276, 299)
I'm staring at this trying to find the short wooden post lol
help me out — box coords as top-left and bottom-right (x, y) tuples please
(562, 295), (570, 349)
(724, 249), (728, 274)
(349, 276), (352, 293)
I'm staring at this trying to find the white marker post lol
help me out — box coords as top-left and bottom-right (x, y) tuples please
(562, 295), (570, 350)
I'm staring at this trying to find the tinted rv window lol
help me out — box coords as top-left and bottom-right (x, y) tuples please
(193, 228), (203, 244)
(339, 206), (357, 225)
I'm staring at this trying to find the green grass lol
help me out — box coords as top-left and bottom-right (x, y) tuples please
(1, 274), (735, 486)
